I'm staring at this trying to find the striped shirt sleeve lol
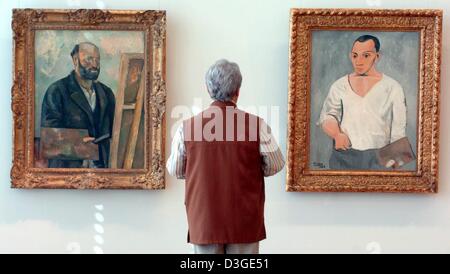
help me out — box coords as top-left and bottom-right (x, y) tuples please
(166, 124), (187, 179)
(260, 119), (285, 177)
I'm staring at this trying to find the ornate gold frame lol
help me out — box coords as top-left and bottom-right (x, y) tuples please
(287, 9), (442, 193)
(11, 9), (166, 189)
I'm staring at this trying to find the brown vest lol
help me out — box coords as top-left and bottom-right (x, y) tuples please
(183, 100), (266, 244)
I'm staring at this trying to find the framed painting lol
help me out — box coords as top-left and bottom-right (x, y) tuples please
(11, 9), (167, 189)
(287, 9), (442, 193)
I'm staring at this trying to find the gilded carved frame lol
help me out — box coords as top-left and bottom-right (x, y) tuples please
(11, 9), (166, 189)
(287, 9), (442, 193)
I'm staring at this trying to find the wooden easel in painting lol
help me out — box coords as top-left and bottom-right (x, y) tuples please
(109, 53), (146, 169)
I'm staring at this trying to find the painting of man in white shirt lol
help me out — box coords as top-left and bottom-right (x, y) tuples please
(318, 34), (408, 170)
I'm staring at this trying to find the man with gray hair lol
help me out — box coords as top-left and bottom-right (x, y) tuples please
(167, 59), (285, 254)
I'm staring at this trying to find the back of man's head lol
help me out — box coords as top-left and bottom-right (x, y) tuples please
(205, 59), (242, 102)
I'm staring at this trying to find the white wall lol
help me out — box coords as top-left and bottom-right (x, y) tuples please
(1, 0), (449, 254)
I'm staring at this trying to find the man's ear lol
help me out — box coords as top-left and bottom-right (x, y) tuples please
(72, 56), (78, 67)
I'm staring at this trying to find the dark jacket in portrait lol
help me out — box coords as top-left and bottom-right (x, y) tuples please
(41, 70), (116, 168)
